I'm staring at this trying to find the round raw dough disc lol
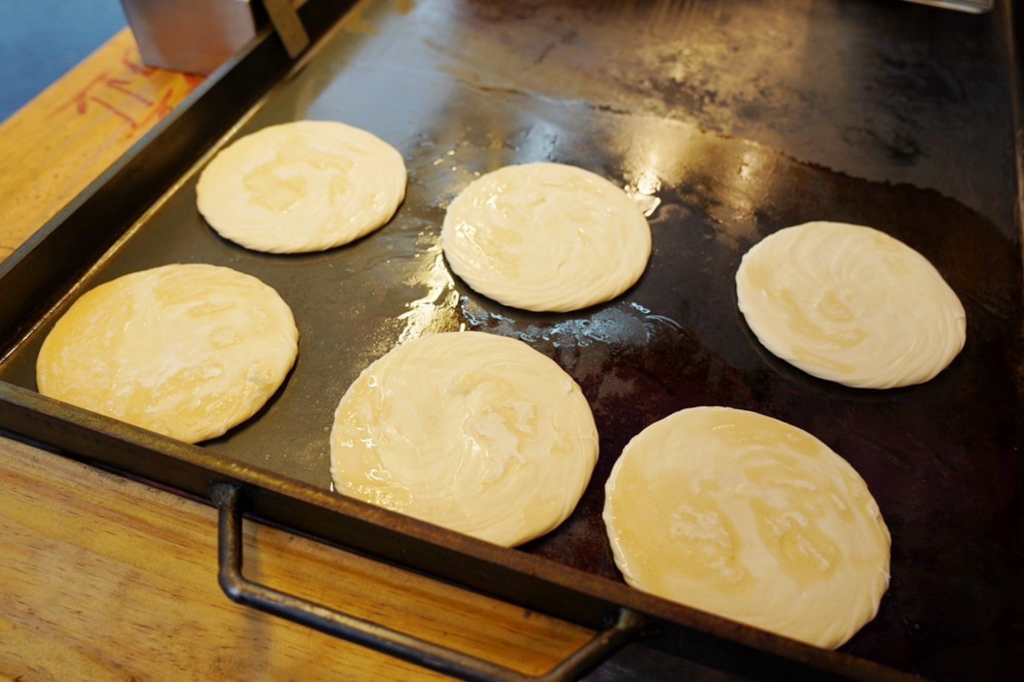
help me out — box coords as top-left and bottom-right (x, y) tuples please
(330, 331), (599, 547)
(196, 120), (407, 253)
(36, 264), (299, 444)
(441, 163), (652, 312)
(735, 221), (966, 389)
(603, 406), (891, 649)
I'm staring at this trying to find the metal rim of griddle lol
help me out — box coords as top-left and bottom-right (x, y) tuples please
(214, 481), (643, 682)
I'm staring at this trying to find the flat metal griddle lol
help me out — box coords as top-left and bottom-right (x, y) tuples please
(1, 0), (1022, 679)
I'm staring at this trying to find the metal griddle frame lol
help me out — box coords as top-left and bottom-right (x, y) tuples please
(2, 0), (1021, 679)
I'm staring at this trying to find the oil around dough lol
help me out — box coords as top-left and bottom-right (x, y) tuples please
(441, 163), (652, 312)
(603, 406), (891, 649)
(196, 120), (407, 254)
(36, 263), (298, 444)
(735, 221), (965, 388)
(330, 331), (599, 547)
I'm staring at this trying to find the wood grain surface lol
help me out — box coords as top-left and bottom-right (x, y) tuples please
(0, 28), (591, 682)
(0, 29), (202, 261)
(0, 437), (590, 681)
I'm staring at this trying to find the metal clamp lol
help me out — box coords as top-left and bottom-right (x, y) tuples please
(212, 483), (644, 681)
(263, 0), (311, 57)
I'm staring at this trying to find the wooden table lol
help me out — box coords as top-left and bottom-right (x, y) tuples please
(0, 29), (593, 681)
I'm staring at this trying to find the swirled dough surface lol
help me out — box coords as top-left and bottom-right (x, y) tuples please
(36, 264), (298, 444)
(330, 331), (599, 547)
(603, 407), (890, 649)
(441, 163), (652, 312)
(196, 120), (406, 253)
(736, 221), (966, 389)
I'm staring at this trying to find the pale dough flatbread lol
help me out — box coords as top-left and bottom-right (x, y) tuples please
(36, 264), (298, 444)
(196, 120), (406, 253)
(735, 221), (966, 389)
(441, 163), (652, 312)
(330, 331), (599, 547)
(603, 406), (891, 649)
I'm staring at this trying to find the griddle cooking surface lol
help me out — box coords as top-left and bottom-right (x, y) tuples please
(1, 1), (1021, 678)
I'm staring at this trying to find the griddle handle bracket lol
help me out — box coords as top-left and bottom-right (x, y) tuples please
(212, 483), (644, 682)
(262, 0), (310, 58)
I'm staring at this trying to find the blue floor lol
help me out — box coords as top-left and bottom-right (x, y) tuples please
(2, 0), (127, 120)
